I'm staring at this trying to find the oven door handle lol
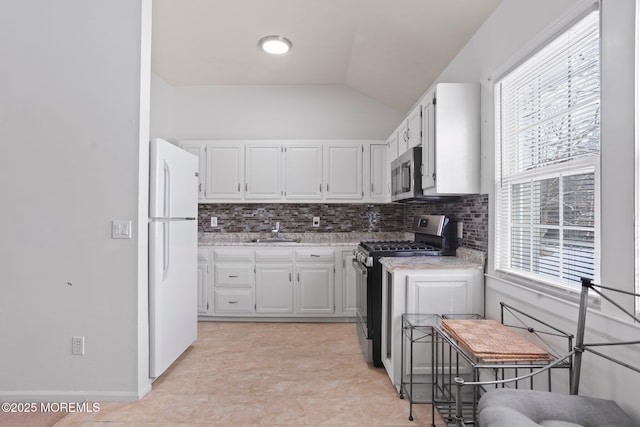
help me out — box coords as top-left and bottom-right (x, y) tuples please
(352, 260), (369, 276)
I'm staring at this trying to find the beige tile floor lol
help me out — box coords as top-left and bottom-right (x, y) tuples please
(56, 322), (445, 427)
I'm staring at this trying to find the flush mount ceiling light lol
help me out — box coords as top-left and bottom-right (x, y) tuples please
(259, 35), (292, 55)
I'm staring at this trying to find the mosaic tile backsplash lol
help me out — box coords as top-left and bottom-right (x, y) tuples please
(199, 194), (488, 252)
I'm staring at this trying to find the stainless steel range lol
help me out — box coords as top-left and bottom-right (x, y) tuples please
(353, 214), (458, 367)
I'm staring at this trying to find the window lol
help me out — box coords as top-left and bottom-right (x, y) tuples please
(495, 9), (600, 289)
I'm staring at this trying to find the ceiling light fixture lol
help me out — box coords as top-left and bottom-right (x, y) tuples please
(259, 35), (292, 55)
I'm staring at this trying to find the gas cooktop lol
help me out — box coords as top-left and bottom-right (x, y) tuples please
(359, 241), (439, 253)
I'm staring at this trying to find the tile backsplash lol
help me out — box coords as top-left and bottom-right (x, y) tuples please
(199, 194), (488, 252)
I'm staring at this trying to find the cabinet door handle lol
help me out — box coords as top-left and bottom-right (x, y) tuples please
(310, 254), (320, 258)
(289, 272), (292, 281)
(245, 183), (248, 192)
(228, 301), (238, 304)
(228, 275), (238, 278)
(319, 184), (322, 192)
(237, 183), (241, 192)
(326, 184), (329, 192)
(371, 183), (374, 193)
(297, 273), (300, 282)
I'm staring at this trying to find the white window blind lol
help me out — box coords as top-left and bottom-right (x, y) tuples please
(495, 10), (600, 288)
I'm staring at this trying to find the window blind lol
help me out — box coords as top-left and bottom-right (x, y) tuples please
(495, 10), (600, 287)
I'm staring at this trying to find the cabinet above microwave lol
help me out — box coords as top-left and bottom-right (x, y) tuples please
(387, 82), (480, 199)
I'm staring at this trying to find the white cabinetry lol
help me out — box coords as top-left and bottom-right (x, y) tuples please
(182, 139), (384, 203)
(324, 143), (363, 200)
(369, 144), (388, 200)
(203, 245), (352, 319)
(245, 143), (282, 200)
(212, 249), (254, 315)
(179, 142), (206, 200)
(381, 265), (484, 388)
(396, 105), (422, 157)
(421, 83), (480, 195)
(204, 144), (244, 200)
(284, 143), (323, 200)
(340, 250), (357, 315)
(295, 249), (335, 314)
(255, 250), (294, 314)
(197, 248), (210, 314)
(387, 129), (399, 164)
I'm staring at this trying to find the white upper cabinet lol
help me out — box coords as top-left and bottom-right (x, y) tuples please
(421, 96), (436, 191)
(324, 143), (363, 200)
(284, 142), (323, 200)
(180, 139), (385, 203)
(387, 129), (399, 163)
(395, 104), (422, 158)
(204, 143), (244, 200)
(406, 105), (422, 150)
(178, 142), (206, 200)
(369, 144), (388, 200)
(245, 143), (282, 200)
(421, 83), (480, 195)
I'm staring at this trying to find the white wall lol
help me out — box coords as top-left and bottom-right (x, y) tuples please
(150, 79), (404, 142)
(428, 0), (640, 421)
(0, 0), (152, 400)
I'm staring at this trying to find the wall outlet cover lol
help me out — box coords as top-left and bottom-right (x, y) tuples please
(210, 217), (218, 227)
(312, 217), (320, 227)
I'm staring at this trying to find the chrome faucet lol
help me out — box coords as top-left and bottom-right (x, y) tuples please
(271, 221), (280, 238)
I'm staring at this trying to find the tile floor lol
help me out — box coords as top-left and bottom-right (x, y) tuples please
(56, 322), (445, 426)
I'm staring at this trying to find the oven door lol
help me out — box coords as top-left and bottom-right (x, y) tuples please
(352, 259), (373, 363)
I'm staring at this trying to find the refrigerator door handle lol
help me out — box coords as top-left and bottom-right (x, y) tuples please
(163, 161), (171, 218)
(163, 221), (170, 279)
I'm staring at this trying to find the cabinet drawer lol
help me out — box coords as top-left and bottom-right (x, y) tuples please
(214, 289), (253, 314)
(215, 264), (254, 287)
(255, 250), (294, 263)
(213, 249), (254, 262)
(295, 249), (335, 262)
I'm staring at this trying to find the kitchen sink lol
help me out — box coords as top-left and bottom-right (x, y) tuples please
(248, 237), (301, 243)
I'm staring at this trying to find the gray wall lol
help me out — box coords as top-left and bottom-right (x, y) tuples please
(150, 76), (404, 141)
(0, 0), (152, 400)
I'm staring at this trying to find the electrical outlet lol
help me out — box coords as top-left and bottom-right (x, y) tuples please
(312, 217), (320, 227)
(457, 221), (463, 239)
(210, 217), (218, 227)
(72, 336), (85, 355)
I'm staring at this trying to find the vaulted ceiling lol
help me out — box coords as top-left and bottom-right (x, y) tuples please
(151, 0), (502, 113)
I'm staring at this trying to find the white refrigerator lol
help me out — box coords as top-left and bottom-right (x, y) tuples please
(149, 138), (198, 378)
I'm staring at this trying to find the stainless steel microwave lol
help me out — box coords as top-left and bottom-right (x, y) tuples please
(390, 147), (423, 202)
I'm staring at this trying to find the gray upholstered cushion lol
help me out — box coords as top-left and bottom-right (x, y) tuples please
(478, 389), (636, 427)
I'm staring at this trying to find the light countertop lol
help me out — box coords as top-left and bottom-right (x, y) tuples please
(198, 232), (412, 247)
(379, 247), (486, 270)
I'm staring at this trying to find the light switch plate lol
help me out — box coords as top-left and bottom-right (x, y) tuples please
(210, 217), (218, 227)
(112, 220), (132, 239)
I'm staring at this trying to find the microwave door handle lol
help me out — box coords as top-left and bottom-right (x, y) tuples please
(401, 163), (411, 192)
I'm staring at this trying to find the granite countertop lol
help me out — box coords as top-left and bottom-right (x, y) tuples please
(198, 232), (413, 247)
(379, 247), (486, 270)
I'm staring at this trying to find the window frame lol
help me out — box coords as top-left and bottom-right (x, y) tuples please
(494, 6), (601, 293)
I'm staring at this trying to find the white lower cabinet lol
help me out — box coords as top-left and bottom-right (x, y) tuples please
(341, 250), (357, 315)
(381, 266), (484, 389)
(296, 263), (334, 314)
(255, 249), (295, 314)
(255, 265), (294, 313)
(212, 249), (255, 316)
(214, 288), (253, 314)
(201, 245), (349, 319)
(197, 248), (210, 314)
